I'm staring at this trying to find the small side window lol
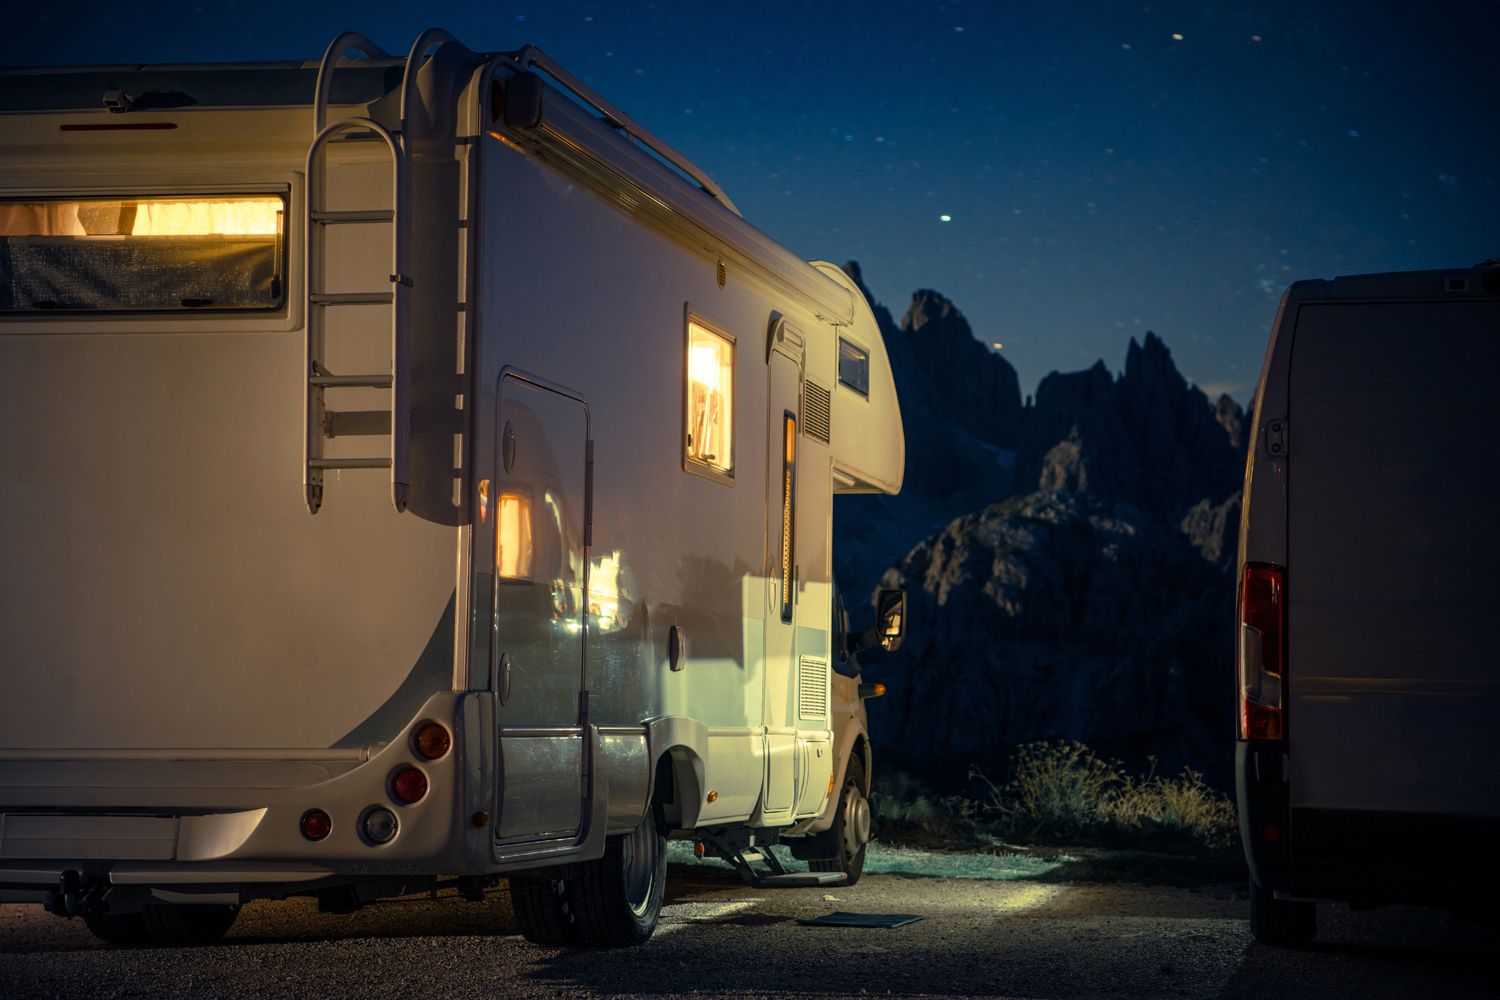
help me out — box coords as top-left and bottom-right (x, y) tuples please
(495, 491), (534, 580)
(838, 337), (870, 396)
(685, 319), (734, 479)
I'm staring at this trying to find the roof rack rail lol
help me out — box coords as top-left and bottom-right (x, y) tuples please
(501, 45), (740, 217)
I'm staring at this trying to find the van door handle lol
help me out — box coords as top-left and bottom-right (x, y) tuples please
(498, 653), (512, 706)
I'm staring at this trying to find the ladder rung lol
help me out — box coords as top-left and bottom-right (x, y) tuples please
(311, 210), (395, 223)
(310, 292), (394, 306)
(324, 409), (392, 437)
(310, 457), (391, 470)
(310, 373), (394, 388)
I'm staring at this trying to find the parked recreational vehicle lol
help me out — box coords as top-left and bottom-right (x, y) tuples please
(0, 28), (906, 947)
(1236, 261), (1500, 945)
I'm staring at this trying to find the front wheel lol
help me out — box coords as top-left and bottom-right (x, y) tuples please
(809, 757), (870, 886)
(568, 816), (667, 947)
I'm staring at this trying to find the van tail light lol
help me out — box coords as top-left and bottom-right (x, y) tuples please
(1239, 563), (1286, 740)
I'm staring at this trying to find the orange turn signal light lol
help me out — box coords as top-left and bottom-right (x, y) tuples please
(414, 721), (451, 760)
(859, 682), (887, 699)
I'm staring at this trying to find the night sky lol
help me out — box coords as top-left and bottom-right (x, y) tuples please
(6, 2), (1497, 402)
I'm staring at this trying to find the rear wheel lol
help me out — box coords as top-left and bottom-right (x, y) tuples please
(82, 912), (154, 946)
(140, 903), (240, 946)
(1249, 881), (1316, 946)
(810, 757), (870, 886)
(510, 872), (584, 946)
(568, 816), (667, 947)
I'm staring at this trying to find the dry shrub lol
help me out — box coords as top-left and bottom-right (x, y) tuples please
(973, 741), (1238, 850)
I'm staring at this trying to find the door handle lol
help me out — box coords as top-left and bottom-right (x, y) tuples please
(498, 652), (512, 706)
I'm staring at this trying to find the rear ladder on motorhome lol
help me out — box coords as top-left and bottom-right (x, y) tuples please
(303, 29), (469, 514)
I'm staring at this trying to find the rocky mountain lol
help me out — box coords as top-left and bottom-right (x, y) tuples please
(1017, 331), (1248, 520)
(834, 265), (1020, 596)
(863, 492), (1237, 781)
(833, 265), (1252, 785)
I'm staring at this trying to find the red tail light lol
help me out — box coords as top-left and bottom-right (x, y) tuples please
(300, 808), (332, 841)
(1239, 563), (1285, 740)
(391, 766), (429, 804)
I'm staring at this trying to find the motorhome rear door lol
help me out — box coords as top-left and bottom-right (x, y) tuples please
(492, 372), (590, 842)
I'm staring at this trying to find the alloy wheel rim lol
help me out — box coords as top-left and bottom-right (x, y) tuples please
(622, 821), (657, 916)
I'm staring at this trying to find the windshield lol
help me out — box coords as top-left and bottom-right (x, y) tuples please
(0, 195), (285, 314)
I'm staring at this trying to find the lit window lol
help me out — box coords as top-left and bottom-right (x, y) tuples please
(838, 337), (870, 396)
(0, 194), (286, 314)
(686, 320), (734, 477)
(496, 492), (534, 579)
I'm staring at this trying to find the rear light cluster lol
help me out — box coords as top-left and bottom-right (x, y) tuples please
(297, 720), (451, 845)
(1238, 563), (1286, 740)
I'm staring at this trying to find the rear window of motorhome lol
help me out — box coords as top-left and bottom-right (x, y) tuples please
(838, 337), (870, 396)
(0, 195), (285, 314)
(686, 320), (734, 478)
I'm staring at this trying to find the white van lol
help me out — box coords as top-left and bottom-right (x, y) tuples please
(1236, 261), (1500, 945)
(0, 28), (906, 948)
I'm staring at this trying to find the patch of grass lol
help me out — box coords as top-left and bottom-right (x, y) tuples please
(871, 741), (1239, 856)
(973, 741), (1239, 851)
(868, 771), (985, 850)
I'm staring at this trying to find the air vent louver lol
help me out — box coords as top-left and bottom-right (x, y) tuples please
(799, 655), (829, 720)
(803, 381), (831, 443)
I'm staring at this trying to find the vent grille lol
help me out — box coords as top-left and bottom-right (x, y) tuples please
(798, 655), (829, 720)
(803, 381), (831, 443)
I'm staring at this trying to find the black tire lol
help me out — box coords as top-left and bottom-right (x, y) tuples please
(509, 872), (584, 947)
(140, 903), (240, 946)
(568, 816), (667, 947)
(810, 757), (869, 887)
(82, 912), (154, 947)
(1249, 880), (1316, 946)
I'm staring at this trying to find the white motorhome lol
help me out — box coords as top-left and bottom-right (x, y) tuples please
(1236, 261), (1500, 945)
(0, 28), (906, 948)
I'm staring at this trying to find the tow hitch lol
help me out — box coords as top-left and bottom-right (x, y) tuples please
(44, 869), (111, 917)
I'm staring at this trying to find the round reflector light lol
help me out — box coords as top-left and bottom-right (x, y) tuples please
(391, 766), (429, 804)
(300, 808), (332, 841)
(363, 807), (399, 844)
(414, 721), (451, 760)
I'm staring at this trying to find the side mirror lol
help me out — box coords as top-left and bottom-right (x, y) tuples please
(847, 588), (907, 656)
(875, 588), (905, 652)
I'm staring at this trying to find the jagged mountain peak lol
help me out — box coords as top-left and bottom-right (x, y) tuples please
(902, 288), (971, 336)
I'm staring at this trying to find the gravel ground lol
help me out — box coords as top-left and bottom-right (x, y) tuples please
(1, 857), (1495, 999)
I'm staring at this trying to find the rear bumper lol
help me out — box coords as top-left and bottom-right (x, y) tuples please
(0, 693), (480, 882)
(1237, 740), (1500, 906)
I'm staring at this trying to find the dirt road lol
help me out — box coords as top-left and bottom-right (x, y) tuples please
(1, 858), (1495, 999)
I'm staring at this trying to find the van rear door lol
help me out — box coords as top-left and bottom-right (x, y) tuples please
(1287, 300), (1500, 844)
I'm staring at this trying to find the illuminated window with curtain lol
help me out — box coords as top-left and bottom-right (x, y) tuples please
(495, 492), (534, 580)
(685, 320), (734, 479)
(0, 194), (285, 314)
